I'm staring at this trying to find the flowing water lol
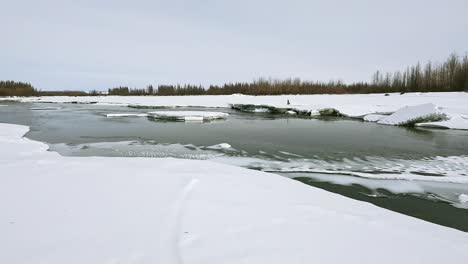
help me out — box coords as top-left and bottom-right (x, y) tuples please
(1, 101), (468, 231)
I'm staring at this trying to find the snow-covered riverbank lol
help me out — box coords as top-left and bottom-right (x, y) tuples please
(1, 122), (468, 263)
(2, 92), (468, 129)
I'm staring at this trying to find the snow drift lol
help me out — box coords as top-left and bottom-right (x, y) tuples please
(377, 103), (446, 126)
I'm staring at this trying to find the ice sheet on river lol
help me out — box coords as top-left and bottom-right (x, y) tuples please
(3, 92), (468, 129)
(105, 113), (148, 117)
(2, 122), (468, 264)
(377, 103), (445, 126)
(148, 111), (228, 121)
(213, 155), (468, 184)
(30, 106), (61, 110)
(416, 115), (468, 130)
(363, 114), (387, 122)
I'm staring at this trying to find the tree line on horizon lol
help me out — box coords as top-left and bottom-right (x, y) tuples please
(0, 81), (36, 96)
(0, 81), (89, 97)
(2, 53), (468, 97)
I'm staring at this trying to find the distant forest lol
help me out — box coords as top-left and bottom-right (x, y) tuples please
(0, 81), (36, 96)
(0, 81), (88, 97)
(1, 53), (468, 97)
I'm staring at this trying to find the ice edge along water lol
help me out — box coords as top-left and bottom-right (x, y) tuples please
(1, 122), (468, 264)
(3, 92), (468, 129)
(48, 140), (468, 208)
(49, 140), (468, 183)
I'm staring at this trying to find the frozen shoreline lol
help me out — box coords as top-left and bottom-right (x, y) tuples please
(1, 122), (468, 263)
(2, 92), (468, 129)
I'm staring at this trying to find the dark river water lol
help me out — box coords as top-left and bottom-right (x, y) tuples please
(1, 101), (468, 231)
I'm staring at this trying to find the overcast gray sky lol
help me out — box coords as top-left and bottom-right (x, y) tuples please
(1, 0), (467, 90)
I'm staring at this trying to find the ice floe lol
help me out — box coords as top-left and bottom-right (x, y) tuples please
(2, 122), (468, 263)
(252, 108), (270, 113)
(105, 113), (148, 117)
(50, 141), (221, 160)
(288, 172), (468, 208)
(363, 114), (387, 122)
(30, 106), (61, 110)
(416, 115), (468, 130)
(460, 194), (468, 204)
(148, 111), (229, 121)
(206, 143), (232, 149)
(278, 151), (304, 158)
(377, 103), (446, 126)
(211, 154), (468, 208)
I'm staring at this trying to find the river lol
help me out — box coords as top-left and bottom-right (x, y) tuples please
(1, 101), (467, 231)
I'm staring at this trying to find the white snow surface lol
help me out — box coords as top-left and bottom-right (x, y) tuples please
(377, 103), (443, 125)
(148, 111), (229, 121)
(363, 114), (387, 122)
(183, 116), (204, 122)
(1, 122), (468, 264)
(207, 143), (232, 149)
(416, 115), (468, 130)
(2, 92), (468, 129)
(252, 108), (270, 113)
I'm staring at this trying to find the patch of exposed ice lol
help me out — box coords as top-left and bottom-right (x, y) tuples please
(296, 172), (427, 193)
(363, 114), (387, 122)
(44, 138), (468, 194)
(286, 172), (468, 207)
(95, 102), (129, 106)
(50, 141), (224, 160)
(211, 154), (468, 208)
(310, 110), (320, 116)
(30, 107), (61, 110)
(212, 155), (468, 184)
(378, 103), (446, 126)
(105, 113), (148, 117)
(272, 168), (468, 183)
(416, 115), (468, 130)
(252, 108), (270, 113)
(148, 111), (228, 121)
(207, 143), (232, 150)
(278, 151), (303, 158)
(183, 116), (204, 122)
(459, 194), (468, 204)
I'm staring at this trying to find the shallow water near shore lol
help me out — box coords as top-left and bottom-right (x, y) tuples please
(1, 101), (468, 231)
